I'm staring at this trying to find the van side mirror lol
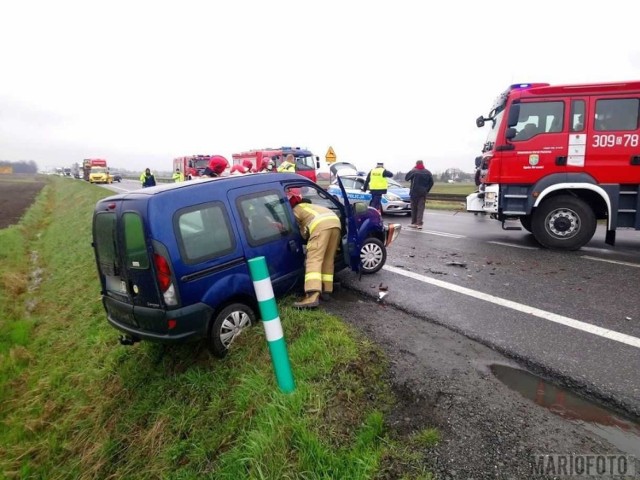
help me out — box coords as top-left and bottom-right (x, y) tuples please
(505, 127), (517, 140)
(507, 104), (520, 127)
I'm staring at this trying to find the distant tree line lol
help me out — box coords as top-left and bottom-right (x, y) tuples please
(0, 160), (38, 173)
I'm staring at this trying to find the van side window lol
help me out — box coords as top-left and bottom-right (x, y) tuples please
(176, 203), (235, 263)
(570, 100), (586, 132)
(594, 98), (639, 131)
(513, 101), (564, 141)
(123, 213), (149, 269)
(237, 191), (291, 246)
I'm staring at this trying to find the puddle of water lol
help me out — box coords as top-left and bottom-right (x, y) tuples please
(490, 363), (640, 457)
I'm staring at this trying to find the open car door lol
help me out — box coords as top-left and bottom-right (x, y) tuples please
(336, 176), (362, 272)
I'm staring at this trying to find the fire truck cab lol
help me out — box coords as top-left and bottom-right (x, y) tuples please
(231, 147), (320, 182)
(173, 155), (215, 180)
(467, 81), (640, 250)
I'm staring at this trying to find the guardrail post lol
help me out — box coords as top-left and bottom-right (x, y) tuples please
(248, 256), (295, 393)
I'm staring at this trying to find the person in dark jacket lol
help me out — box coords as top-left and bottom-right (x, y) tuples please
(363, 161), (394, 212)
(404, 160), (433, 229)
(140, 168), (156, 188)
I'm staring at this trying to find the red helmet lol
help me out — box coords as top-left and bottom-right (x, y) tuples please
(288, 194), (303, 208)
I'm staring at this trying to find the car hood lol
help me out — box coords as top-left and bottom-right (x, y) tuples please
(387, 185), (410, 200)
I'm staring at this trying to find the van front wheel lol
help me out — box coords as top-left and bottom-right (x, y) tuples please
(208, 303), (255, 358)
(360, 237), (386, 274)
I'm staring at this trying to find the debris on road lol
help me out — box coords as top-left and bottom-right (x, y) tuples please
(446, 261), (467, 268)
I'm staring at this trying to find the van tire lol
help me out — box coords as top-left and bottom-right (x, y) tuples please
(208, 303), (255, 358)
(531, 195), (596, 250)
(360, 237), (386, 274)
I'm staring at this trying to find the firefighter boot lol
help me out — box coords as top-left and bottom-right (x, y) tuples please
(293, 292), (320, 309)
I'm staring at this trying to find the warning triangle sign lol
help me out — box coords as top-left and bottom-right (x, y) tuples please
(325, 146), (336, 163)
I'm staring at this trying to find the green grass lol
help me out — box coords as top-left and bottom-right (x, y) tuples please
(0, 177), (437, 479)
(429, 182), (475, 195)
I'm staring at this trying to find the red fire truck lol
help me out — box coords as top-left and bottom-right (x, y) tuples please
(467, 81), (640, 250)
(173, 155), (218, 180)
(231, 147), (320, 181)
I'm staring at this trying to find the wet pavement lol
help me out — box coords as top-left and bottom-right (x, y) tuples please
(324, 287), (640, 479)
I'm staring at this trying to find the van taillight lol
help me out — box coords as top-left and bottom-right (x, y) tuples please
(153, 253), (178, 306)
(153, 254), (172, 292)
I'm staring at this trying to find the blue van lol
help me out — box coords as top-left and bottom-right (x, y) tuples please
(92, 173), (401, 357)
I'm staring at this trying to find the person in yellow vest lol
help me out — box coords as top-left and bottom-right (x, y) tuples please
(140, 168), (156, 188)
(363, 161), (394, 212)
(289, 192), (342, 308)
(277, 154), (296, 173)
(172, 168), (184, 182)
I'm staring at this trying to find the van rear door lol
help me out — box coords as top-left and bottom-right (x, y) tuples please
(94, 202), (166, 333)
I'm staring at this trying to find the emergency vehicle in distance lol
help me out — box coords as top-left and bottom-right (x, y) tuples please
(83, 159), (111, 184)
(467, 80), (640, 250)
(231, 147), (320, 182)
(173, 155), (217, 180)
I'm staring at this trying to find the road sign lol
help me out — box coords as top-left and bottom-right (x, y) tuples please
(325, 146), (336, 164)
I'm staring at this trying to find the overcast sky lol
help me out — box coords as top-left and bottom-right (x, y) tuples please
(2, 0), (639, 174)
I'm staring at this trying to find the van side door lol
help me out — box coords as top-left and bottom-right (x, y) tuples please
(228, 184), (305, 294)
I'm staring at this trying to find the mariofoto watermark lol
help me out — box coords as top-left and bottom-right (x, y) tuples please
(532, 454), (637, 477)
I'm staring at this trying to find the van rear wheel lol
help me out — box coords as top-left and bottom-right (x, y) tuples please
(208, 303), (255, 358)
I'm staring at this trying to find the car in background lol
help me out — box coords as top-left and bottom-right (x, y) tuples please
(327, 174), (411, 216)
(386, 178), (411, 203)
(110, 172), (122, 182)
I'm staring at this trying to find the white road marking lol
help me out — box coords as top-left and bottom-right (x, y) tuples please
(582, 255), (640, 268)
(403, 228), (465, 238)
(383, 265), (640, 349)
(488, 241), (539, 250)
(581, 246), (615, 254)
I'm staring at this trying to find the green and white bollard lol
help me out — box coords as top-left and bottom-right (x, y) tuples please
(248, 256), (295, 393)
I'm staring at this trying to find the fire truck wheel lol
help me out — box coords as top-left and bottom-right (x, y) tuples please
(520, 216), (532, 232)
(531, 195), (596, 250)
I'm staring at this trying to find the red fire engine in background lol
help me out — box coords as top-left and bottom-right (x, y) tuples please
(467, 80), (640, 250)
(173, 155), (218, 180)
(231, 147), (320, 182)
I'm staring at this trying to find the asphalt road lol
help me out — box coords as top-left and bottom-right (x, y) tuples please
(101, 180), (640, 416)
(339, 209), (640, 417)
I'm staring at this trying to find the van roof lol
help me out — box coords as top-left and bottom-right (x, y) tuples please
(98, 172), (307, 201)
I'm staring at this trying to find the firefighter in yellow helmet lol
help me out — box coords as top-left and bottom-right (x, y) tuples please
(277, 154), (296, 173)
(288, 191), (341, 308)
(172, 168), (184, 182)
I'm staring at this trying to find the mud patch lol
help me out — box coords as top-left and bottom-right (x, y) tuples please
(0, 176), (46, 229)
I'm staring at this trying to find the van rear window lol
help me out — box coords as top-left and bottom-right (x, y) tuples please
(123, 213), (149, 269)
(94, 212), (118, 276)
(176, 202), (235, 263)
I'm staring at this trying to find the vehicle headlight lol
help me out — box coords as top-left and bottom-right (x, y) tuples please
(383, 193), (402, 201)
(485, 192), (497, 201)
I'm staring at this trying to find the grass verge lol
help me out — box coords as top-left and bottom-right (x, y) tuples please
(0, 177), (435, 479)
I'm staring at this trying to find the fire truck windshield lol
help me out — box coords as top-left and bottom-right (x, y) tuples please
(193, 158), (210, 169)
(295, 155), (316, 170)
(482, 109), (504, 152)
